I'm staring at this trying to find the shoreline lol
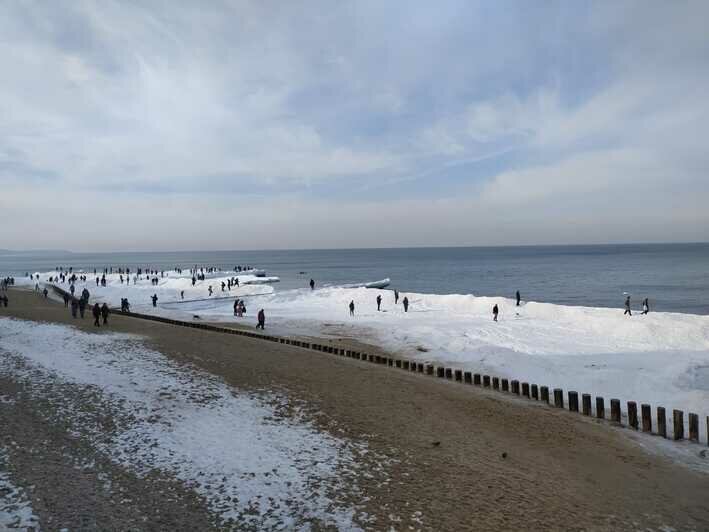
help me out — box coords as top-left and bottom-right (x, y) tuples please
(2, 287), (709, 529)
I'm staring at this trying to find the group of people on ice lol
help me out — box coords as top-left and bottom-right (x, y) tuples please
(347, 289), (409, 316)
(624, 295), (650, 316)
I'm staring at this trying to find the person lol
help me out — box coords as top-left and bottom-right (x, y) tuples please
(257, 309), (265, 329)
(642, 298), (649, 315)
(181, 290), (184, 299)
(151, 294), (158, 307)
(376, 294), (382, 311)
(516, 290), (521, 307)
(71, 298), (78, 318)
(208, 285), (213, 296)
(349, 300), (355, 316)
(70, 284), (75, 296)
(394, 290), (399, 305)
(493, 304), (499, 322)
(402, 296), (409, 313)
(192, 276), (197, 286)
(310, 279), (315, 290)
(78, 297), (86, 319)
(92, 303), (101, 327)
(221, 281), (226, 292)
(235, 277), (239, 287)
(63, 293), (70, 307)
(1, 295), (7, 307)
(624, 295), (632, 316)
(233, 299), (239, 316)
(43, 288), (48, 298)
(101, 303), (109, 325)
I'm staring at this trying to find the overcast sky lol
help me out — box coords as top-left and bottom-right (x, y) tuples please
(1, 1), (707, 251)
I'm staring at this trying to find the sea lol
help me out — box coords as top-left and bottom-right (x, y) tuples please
(1, 243), (708, 315)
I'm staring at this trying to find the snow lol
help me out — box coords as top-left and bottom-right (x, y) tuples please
(0, 450), (40, 531)
(18, 270), (709, 443)
(0, 317), (380, 529)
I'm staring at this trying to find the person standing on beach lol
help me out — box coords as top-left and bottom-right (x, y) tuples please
(516, 291), (521, 306)
(310, 279), (315, 290)
(394, 290), (399, 305)
(624, 296), (632, 316)
(257, 309), (265, 329)
(208, 285), (213, 296)
(402, 296), (409, 312)
(642, 298), (649, 315)
(101, 303), (109, 325)
(92, 303), (101, 327)
(71, 298), (78, 318)
(70, 284), (75, 296)
(78, 298), (86, 319)
(233, 300), (239, 316)
(349, 300), (355, 316)
(43, 288), (48, 298)
(181, 290), (184, 299)
(376, 294), (382, 311)
(151, 294), (158, 307)
(493, 304), (499, 321)
(63, 293), (70, 307)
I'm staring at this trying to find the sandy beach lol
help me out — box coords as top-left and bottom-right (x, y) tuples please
(2, 287), (709, 531)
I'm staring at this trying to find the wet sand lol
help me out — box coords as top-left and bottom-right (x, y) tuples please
(2, 288), (709, 531)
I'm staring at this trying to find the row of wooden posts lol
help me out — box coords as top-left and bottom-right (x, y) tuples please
(50, 285), (709, 446)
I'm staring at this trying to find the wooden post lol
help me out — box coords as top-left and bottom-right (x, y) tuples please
(595, 397), (605, 419)
(628, 402), (638, 429)
(388, 358), (394, 367)
(553, 388), (563, 408)
(673, 410), (684, 440)
(531, 384), (539, 400)
(689, 413), (699, 442)
(657, 407), (667, 438)
(568, 391), (579, 412)
(445, 368), (453, 379)
(454, 369), (463, 382)
(641, 404), (651, 432)
(511, 380), (520, 394)
(464, 371), (472, 384)
(473, 373), (481, 385)
(395, 359), (402, 368)
(610, 399), (621, 423)
(540, 386), (549, 403)
(427, 364), (434, 375)
(521, 382), (530, 398)
(483, 375), (491, 387)
(417, 363), (424, 373)
(582, 394), (591, 416)
(369, 354), (376, 363)
(437, 367), (445, 378)
(403, 360), (410, 370)
(492, 377), (499, 390)
(501, 379), (509, 392)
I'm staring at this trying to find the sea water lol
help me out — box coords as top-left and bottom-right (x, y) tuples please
(1, 243), (708, 314)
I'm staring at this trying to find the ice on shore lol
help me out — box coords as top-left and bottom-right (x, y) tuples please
(0, 317), (373, 529)
(20, 270), (709, 442)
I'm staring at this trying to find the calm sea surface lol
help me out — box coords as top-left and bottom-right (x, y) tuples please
(1, 244), (708, 314)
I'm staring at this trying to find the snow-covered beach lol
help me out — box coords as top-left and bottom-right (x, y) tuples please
(17, 268), (709, 441)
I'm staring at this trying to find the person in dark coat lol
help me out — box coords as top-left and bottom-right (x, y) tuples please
(310, 279), (315, 290)
(151, 294), (158, 307)
(71, 298), (78, 318)
(493, 304), (499, 321)
(100, 303), (109, 325)
(63, 293), (70, 307)
(376, 294), (382, 311)
(257, 309), (265, 329)
(402, 296), (409, 312)
(516, 291), (521, 306)
(624, 296), (632, 316)
(92, 303), (101, 327)
(394, 290), (399, 305)
(642, 298), (649, 315)
(349, 300), (355, 316)
(78, 298), (86, 318)
(43, 288), (48, 298)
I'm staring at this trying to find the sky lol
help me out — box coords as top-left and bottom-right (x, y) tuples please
(1, 1), (708, 251)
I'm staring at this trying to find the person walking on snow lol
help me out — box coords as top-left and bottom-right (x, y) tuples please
(100, 303), (109, 325)
(516, 291), (521, 307)
(310, 279), (315, 290)
(394, 290), (399, 305)
(642, 298), (649, 315)
(257, 309), (265, 329)
(78, 298), (86, 319)
(402, 296), (409, 313)
(624, 295), (632, 316)
(376, 294), (382, 311)
(349, 300), (355, 316)
(493, 304), (499, 322)
(92, 303), (101, 327)
(71, 299), (78, 318)
(151, 294), (158, 307)
(208, 285), (213, 296)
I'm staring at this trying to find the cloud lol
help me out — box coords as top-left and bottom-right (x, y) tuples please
(0, 1), (708, 250)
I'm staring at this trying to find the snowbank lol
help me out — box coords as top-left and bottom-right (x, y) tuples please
(19, 270), (709, 441)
